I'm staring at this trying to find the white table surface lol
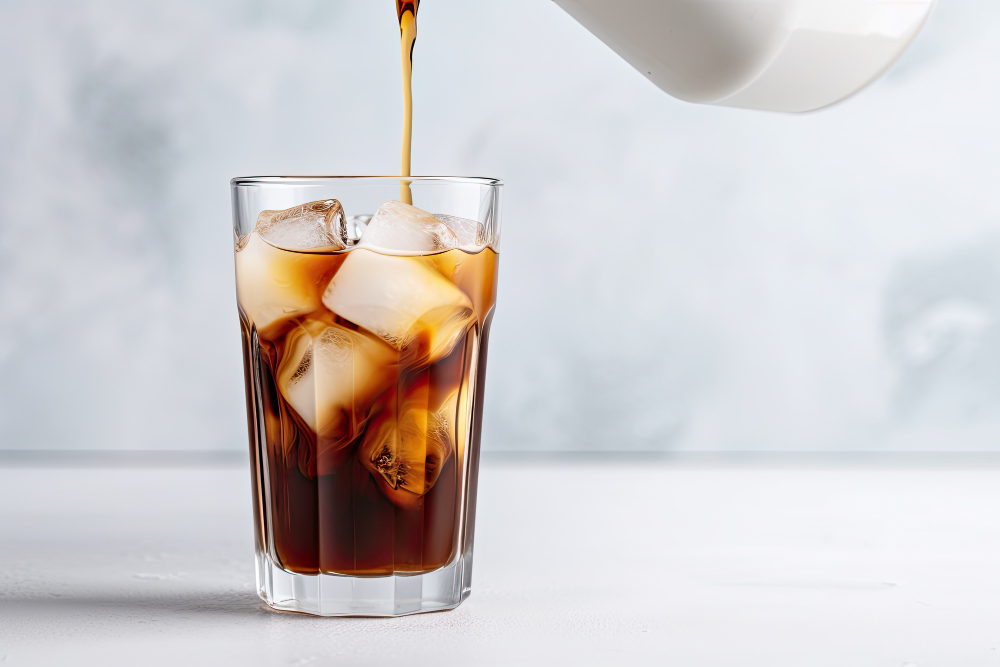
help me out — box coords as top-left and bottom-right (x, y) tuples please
(2, 455), (999, 666)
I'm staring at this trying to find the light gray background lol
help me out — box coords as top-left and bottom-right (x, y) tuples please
(0, 0), (998, 452)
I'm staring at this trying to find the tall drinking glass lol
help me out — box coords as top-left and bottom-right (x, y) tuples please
(230, 176), (502, 616)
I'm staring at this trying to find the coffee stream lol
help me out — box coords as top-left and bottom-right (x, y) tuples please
(397, 1), (419, 204)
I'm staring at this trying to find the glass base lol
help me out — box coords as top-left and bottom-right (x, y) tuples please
(255, 551), (471, 617)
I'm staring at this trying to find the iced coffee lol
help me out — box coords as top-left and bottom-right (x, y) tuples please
(235, 196), (498, 579)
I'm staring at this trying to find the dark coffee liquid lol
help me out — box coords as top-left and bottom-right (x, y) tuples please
(239, 247), (498, 576)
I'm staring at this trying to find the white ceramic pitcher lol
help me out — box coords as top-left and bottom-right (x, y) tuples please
(552, 0), (936, 112)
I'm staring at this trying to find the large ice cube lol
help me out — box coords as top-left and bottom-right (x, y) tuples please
(322, 250), (475, 364)
(257, 199), (348, 251)
(358, 386), (457, 510)
(234, 200), (349, 338)
(234, 233), (340, 339)
(276, 320), (397, 446)
(357, 200), (458, 254)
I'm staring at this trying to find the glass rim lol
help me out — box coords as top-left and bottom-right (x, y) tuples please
(231, 175), (503, 187)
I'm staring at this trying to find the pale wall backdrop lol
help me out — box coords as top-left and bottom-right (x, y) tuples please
(1, 0), (998, 452)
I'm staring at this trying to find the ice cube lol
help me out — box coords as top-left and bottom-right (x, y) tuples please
(433, 214), (488, 251)
(321, 250), (475, 364)
(234, 233), (340, 338)
(357, 200), (459, 254)
(358, 385), (457, 509)
(257, 199), (348, 251)
(276, 319), (397, 447)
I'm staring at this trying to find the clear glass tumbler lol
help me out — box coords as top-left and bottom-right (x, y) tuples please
(230, 176), (502, 616)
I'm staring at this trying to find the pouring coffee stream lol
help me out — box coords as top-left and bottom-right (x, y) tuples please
(397, 0), (418, 204)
